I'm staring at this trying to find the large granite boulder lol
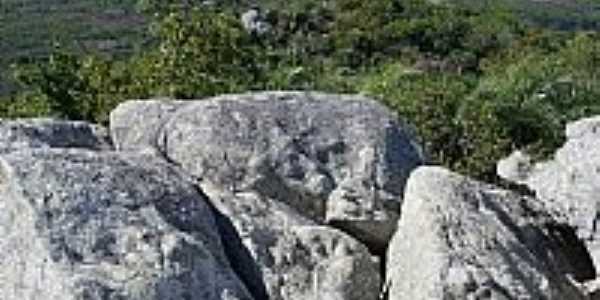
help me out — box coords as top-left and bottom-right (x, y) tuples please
(498, 116), (600, 270)
(386, 166), (593, 300)
(0, 118), (111, 152)
(0, 149), (253, 300)
(203, 184), (380, 300)
(110, 91), (424, 252)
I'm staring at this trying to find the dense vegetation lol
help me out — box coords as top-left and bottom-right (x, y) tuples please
(0, 0), (147, 94)
(1, 0), (600, 181)
(453, 0), (600, 31)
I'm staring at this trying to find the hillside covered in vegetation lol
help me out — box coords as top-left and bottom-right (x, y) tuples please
(0, 0), (147, 94)
(1, 0), (599, 96)
(453, 0), (600, 30)
(1, 0), (600, 181)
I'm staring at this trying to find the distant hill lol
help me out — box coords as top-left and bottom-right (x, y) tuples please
(451, 0), (600, 30)
(0, 0), (147, 95)
(1, 0), (599, 95)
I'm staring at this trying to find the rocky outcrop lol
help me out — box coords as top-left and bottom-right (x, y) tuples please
(5, 94), (595, 300)
(386, 166), (593, 300)
(0, 149), (252, 300)
(498, 116), (600, 270)
(110, 91), (424, 253)
(0, 118), (111, 152)
(110, 92), (414, 300)
(203, 184), (380, 300)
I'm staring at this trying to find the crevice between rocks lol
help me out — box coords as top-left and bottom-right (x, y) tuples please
(327, 219), (392, 299)
(191, 184), (271, 300)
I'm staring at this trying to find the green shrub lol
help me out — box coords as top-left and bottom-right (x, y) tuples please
(9, 8), (262, 123)
(471, 33), (600, 158)
(359, 63), (489, 176)
(0, 92), (52, 119)
(134, 8), (261, 98)
(361, 33), (600, 179)
(5, 0), (600, 183)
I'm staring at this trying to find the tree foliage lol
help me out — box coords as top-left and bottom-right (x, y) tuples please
(3, 0), (600, 180)
(134, 8), (260, 98)
(7, 8), (260, 123)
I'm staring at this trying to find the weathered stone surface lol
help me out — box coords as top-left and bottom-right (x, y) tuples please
(110, 91), (424, 252)
(498, 116), (600, 270)
(386, 166), (592, 300)
(0, 149), (253, 300)
(273, 225), (380, 300)
(202, 184), (380, 300)
(110, 100), (187, 152)
(497, 150), (533, 184)
(0, 118), (111, 152)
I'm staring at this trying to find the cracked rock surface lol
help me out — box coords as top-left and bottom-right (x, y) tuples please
(498, 116), (600, 271)
(386, 166), (593, 300)
(110, 91), (424, 253)
(203, 184), (380, 300)
(4, 95), (597, 300)
(0, 149), (252, 300)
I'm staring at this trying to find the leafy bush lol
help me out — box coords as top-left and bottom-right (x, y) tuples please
(8, 8), (261, 123)
(469, 33), (600, 156)
(361, 33), (600, 179)
(4, 0), (600, 182)
(131, 8), (261, 98)
(359, 63), (494, 177)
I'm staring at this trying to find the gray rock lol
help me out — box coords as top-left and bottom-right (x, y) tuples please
(241, 8), (271, 35)
(272, 225), (380, 300)
(498, 116), (600, 271)
(0, 118), (111, 152)
(386, 166), (591, 300)
(496, 150), (533, 184)
(201, 184), (381, 300)
(110, 100), (187, 152)
(110, 91), (424, 252)
(582, 279), (600, 300)
(0, 149), (253, 300)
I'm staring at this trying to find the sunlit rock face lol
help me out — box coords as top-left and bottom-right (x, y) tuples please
(110, 91), (424, 253)
(0, 149), (253, 300)
(498, 116), (600, 271)
(387, 166), (593, 300)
